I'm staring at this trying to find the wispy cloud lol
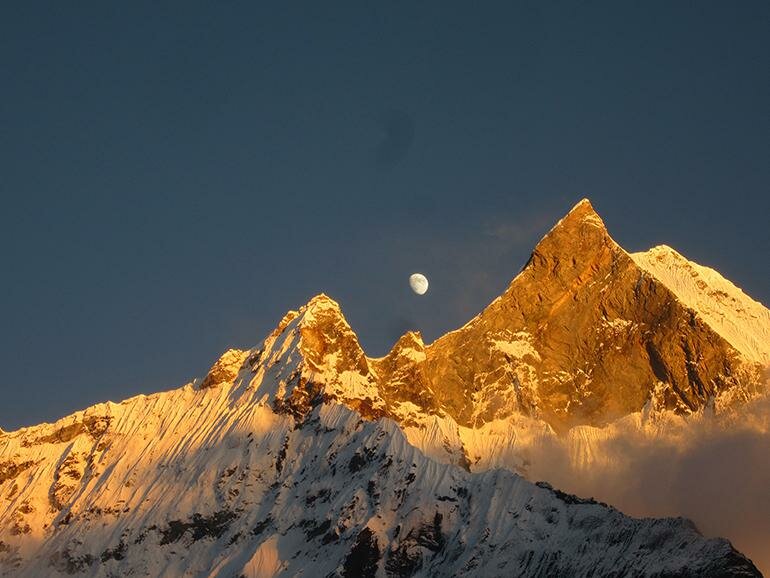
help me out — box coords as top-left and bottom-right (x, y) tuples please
(526, 393), (770, 574)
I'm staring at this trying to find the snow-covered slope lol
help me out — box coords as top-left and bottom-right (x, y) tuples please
(632, 245), (770, 367)
(0, 298), (760, 577)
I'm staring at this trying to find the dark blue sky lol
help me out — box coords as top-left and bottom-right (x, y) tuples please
(1, 2), (768, 430)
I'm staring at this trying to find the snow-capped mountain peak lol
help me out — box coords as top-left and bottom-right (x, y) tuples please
(245, 293), (384, 422)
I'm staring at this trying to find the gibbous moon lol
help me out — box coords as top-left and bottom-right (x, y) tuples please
(409, 273), (429, 295)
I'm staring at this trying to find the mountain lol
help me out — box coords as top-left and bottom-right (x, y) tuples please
(0, 298), (761, 577)
(378, 199), (763, 431)
(1, 199), (766, 577)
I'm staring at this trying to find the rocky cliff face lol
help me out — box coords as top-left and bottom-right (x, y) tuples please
(1, 199), (766, 577)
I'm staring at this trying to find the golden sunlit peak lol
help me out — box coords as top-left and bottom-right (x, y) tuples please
(305, 293), (341, 308)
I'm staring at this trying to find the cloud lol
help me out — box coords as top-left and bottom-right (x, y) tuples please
(525, 394), (770, 574)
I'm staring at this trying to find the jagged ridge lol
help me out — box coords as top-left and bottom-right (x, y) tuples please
(0, 310), (760, 576)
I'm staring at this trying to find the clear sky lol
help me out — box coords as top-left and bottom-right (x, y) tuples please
(1, 2), (768, 430)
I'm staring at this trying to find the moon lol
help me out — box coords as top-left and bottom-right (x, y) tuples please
(409, 273), (429, 295)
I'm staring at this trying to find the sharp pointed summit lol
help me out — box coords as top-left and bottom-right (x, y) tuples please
(294, 293), (347, 327)
(542, 198), (608, 238)
(526, 198), (619, 286)
(560, 197), (603, 224)
(292, 293), (369, 376)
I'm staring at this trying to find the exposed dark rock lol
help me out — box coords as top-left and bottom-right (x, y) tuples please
(384, 512), (446, 577)
(275, 435), (290, 474)
(50, 452), (87, 511)
(343, 527), (380, 578)
(302, 518), (332, 541)
(0, 460), (36, 484)
(386, 539), (422, 577)
(305, 487), (331, 506)
(536, 481), (604, 507)
(416, 512), (445, 553)
(251, 516), (272, 536)
(159, 510), (237, 545)
(348, 452), (368, 473)
(25, 415), (111, 447)
(100, 540), (127, 562)
(349, 446), (378, 473)
(49, 550), (95, 575)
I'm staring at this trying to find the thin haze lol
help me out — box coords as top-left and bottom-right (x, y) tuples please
(1, 2), (768, 429)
